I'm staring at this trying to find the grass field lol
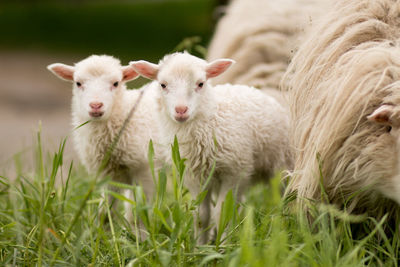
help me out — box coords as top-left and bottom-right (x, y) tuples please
(1, 125), (400, 266)
(1, 1), (400, 266)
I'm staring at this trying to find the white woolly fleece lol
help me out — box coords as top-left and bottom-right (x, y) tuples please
(285, 0), (400, 219)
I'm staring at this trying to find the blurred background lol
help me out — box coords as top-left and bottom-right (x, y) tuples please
(0, 0), (222, 174)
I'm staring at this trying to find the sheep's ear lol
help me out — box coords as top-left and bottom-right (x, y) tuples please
(368, 105), (395, 125)
(129, 60), (158, 80)
(121, 66), (139, 82)
(47, 63), (75, 81)
(206, 59), (235, 79)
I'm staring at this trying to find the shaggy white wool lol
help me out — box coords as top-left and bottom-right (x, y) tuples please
(284, 0), (400, 218)
(207, 0), (330, 89)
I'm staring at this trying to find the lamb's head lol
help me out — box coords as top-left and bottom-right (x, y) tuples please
(48, 55), (138, 122)
(130, 52), (234, 123)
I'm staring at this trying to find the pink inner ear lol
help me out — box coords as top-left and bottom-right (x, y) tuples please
(122, 67), (138, 81)
(52, 65), (74, 80)
(206, 60), (233, 79)
(368, 105), (393, 124)
(133, 62), (158, 80)
(372, 112), (390, 123)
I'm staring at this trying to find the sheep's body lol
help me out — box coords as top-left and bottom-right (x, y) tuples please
(207, 0), (330, 89)
(72, 84), (159, 197)
(157, 83), (292, 184)
(131, 52), (292, 242)
(285, 0), (400, 218)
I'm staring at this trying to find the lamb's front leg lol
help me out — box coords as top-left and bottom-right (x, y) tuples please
(196, 192), (212, 244)
(209, 172), (251, 243)
(184, 172), (212, 244)
(126, 167), (156, 241)
(103, 166), (155, 241)
(99, 167), (130, 216)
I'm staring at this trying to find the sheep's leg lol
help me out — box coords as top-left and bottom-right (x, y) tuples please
(393, 179), (400, 204)
(98, 168), (130, 220)
(107, 166), (132, 209)
(210, 173), (251, 242)
(184, 172), (212, 244)
(100, 166), (155, 241)
(196, 191), (212, 244)
(380, 174), (400, 205)
(127, 167), (156, 241)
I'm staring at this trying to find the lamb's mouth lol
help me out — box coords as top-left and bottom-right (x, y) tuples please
(175, 115), (189, 122)
(89, 111), (104, 118)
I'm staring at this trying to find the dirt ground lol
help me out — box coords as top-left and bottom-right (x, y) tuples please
(0, 51), (81, 176)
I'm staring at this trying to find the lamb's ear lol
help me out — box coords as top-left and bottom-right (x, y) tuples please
(129, 60), (159, 80)
(206, 59), (235, 79)
(47, 63), (75, 81)
(121, 66), (139, 82)
(368, 105), (395, 125)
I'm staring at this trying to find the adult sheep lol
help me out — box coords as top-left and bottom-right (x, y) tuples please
(285, 0), (400, 219)
(207, 0), (329, 90)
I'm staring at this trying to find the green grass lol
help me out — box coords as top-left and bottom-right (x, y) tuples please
(1, 126), (400, 266)
(3, 1), (400, 266)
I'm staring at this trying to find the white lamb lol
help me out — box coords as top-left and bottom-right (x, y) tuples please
(47, 55), (160, 222)
(130, 52), (292, 242)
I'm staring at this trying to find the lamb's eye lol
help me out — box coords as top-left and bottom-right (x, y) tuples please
(113, 81), (119, 87)
(160, 83), (167, 89)
(198, 82), (204, 88)
(76, 82), (82, 87)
